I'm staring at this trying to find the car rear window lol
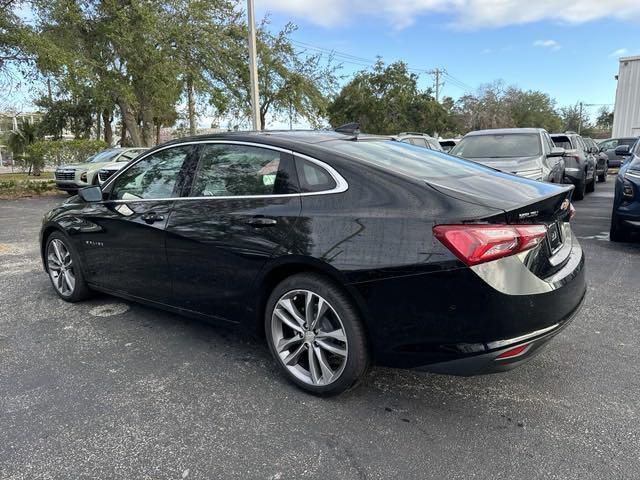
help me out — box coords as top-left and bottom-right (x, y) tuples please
(325, 140), (495, 180)
(551, 136), (573, 150)
(451, 134), (541, 158)
(619, 138), (637, 146)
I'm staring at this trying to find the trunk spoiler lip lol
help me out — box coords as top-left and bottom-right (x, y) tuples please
(424, 180), (574, 216)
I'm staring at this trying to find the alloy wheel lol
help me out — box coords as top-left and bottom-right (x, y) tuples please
(271, 289), (348, 386)
(47, 239), (76, 296)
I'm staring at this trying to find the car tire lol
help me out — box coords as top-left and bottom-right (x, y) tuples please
(265, 273), (370, 396)
(610, 215), (631, 242)
(598, 172), (606, 182)
(586, 172), (596, 193)
(573, 174), (586, 201)
(45, 232), (91, 302)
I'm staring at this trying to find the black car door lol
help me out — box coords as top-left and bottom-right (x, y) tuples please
(79, 145), (195, 302)
(165, 142), (301, 323)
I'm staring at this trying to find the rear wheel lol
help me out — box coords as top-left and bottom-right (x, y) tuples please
(586, 171), (596, 193)
(46, 232), (90, 302)
(265, 273), (370, 396)
(573, 173), (586, 201)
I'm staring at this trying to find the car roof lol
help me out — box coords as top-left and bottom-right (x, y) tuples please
(465, 128), (544, 136)
(158, 130), (393, 150)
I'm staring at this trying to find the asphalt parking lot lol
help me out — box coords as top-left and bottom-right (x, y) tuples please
(1, 179), (639, 480)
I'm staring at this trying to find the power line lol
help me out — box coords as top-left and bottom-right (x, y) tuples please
(291, 38), (475, 98)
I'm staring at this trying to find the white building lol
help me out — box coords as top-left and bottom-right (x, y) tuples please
(612, 55), (640, 138)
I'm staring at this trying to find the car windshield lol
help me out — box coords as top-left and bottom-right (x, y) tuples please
(326, 139), (496, 180)
(451, 134), (541, 158)
(87, 150), (120, 163)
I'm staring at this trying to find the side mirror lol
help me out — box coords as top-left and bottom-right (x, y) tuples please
(548, 147), (565, 157)
(78, 185), (102, 203)
(615, 145), (631, 156)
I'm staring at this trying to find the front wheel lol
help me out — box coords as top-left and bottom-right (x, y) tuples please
(46, 232), (91, 302)
(265, 273), (370, 396)
(610, 215), (632, 242)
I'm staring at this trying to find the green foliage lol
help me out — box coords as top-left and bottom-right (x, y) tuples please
(224, 20), (339, 129)
(596, 107), (614, 130)
(36, 94), (95, 139)
(0, 177), (57, 198)
(559, 104), (594, 136)
(25, 139), (108, 168)
(450, 82), (563, 134)
(327, 60), (447, 135)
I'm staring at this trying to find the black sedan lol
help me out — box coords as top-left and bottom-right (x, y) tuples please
(40, 131), (586, 395)
(610, 141), (640, 241)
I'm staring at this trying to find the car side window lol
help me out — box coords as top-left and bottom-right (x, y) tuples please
(412, 138), (428, 148)
(295, 157), (337, 193)
(110, 146), (191, 200)
(544, 133), (555, 153)
(190, 144), (295, 197)
(600, 139), (615, 150)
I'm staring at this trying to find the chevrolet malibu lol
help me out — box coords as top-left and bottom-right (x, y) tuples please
(40, 131), (586, 396)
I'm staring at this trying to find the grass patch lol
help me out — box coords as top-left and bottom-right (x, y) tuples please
(0, 172), (54, 181)
(0, 176), (61, 199)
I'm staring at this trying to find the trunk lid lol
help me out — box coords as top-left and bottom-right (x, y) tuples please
(465, 155), (542, 176)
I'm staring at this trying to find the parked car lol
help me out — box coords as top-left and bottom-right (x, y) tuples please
(583, 137), (608, 182)
(598, 137), (638, 168)
(550, 133), (596, 200)
(98, 160), (132, 185)
(40, 131), (585, 396)
(54, 147), (147, 194)
(450, 128), (565, 183)
(610, 140), (640, 241)
(395, 132), (443, 151)
(439, 138), (459, 152)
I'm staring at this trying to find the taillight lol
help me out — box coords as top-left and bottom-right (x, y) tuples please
(433, 224), (548, 266)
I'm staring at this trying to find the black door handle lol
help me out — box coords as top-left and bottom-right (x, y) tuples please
(246, 216), (277, 227)
(141, 212), (165, 224)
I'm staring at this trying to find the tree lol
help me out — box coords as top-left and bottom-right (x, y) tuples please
(596, 107), (614, 130)
(163, 0), (239, 135)
(31, 0), (183, 147)
(8, 119), (42, 174)
(225, 20), (339, 129)
(327, 59), (448, 135)
(504, 87), (562, 133)
(559, 104), (593, 135)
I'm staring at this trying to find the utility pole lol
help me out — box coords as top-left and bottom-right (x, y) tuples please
(429, 68), (446, 103)
(247, 0), (261, 131)
(578, 102), (583, 134)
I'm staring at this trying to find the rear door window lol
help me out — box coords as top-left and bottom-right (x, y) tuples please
(190, 144), (296, 197)
(295, 157), (337, 193)
(552, 136), (573, 150)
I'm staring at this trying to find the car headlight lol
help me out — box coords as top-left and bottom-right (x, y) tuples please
(80, 171), (87, 182)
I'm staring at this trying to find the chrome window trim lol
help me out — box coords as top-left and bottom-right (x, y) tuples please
(100, 140), (348, 201)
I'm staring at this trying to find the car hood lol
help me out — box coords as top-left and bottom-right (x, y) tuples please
(58, 162), (105, 171)
(100, 161), (127, 171)
(463, 155), (542, 173)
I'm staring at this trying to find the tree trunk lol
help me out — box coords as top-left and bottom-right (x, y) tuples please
(156, 122), (161, 145)
(140, 109), (154, 147)
(187, 74), (196, 135)
(116, 99), (142, 146)
(102, 109), (113, 145)
(96, 111), (101, 141)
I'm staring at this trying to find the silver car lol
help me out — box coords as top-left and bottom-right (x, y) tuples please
(450, 128), (566, 183)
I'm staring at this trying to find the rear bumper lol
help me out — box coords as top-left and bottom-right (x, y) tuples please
(351, 226), (586, 373)
(413, 291), (584, 375)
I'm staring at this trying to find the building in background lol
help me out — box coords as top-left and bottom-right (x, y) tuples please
(612, 56), (640, 138)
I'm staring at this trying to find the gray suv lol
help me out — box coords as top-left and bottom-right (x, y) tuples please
(551, 133), (597, 200)
(395, 132), (443, 151)
(450, 128), (566, 183)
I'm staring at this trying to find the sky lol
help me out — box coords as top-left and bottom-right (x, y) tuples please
(255, 0), (640, 120)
